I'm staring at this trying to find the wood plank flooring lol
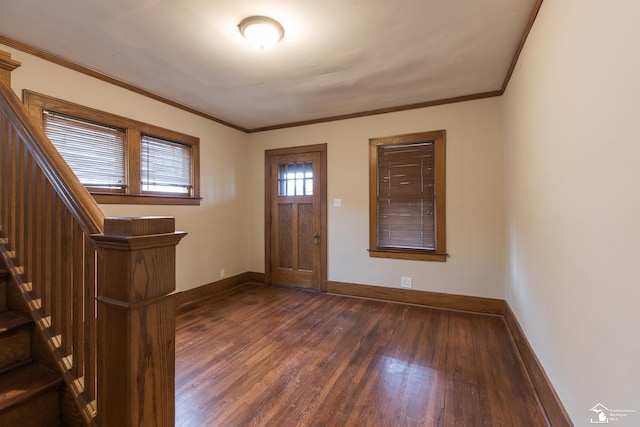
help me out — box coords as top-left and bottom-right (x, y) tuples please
(175, 284), (548, 426)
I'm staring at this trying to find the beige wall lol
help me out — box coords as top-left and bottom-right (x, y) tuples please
(1, 41), (504, 298)
(3, 42), (504, 298)
(3, 42), (506, 300)
(247, 97), (505, 298)
(502, 0), (639, 423)
(3, 43), (250, 292)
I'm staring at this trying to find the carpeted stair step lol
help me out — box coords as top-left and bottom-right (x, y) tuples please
(0, 269), (8, 311)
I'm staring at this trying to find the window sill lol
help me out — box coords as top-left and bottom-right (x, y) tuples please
(92, 193), (202, 206)
(368, 249), (447, 262)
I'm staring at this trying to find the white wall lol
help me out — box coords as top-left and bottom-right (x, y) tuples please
(502, 0), (640, 424)
(3, 43), (250, 292)
(247, 98), (505, 298)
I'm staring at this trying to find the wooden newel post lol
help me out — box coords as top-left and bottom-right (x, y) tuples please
(0, 50), (21, 85)
(92, 217), (186, 427)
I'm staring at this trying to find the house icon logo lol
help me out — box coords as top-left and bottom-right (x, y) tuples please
(589, 402), (636, 423)
(590, 403), (611, 423)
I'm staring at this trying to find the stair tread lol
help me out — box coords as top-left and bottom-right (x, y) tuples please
(0, 364), (62, 413)
(0, 311), (32, 334)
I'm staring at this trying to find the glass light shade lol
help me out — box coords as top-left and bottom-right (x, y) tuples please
(239, 16), (284, 50)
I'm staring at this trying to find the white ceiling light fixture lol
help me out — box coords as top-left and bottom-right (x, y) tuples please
(238, 16), (285, 50)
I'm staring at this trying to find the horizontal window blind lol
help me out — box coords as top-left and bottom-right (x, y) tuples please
(377, 142), (435, 250)
(141, 135), (192, 194)
(43, 110), (126, 190)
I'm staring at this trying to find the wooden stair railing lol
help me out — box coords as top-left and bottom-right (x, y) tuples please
(0, 50), (185, 426)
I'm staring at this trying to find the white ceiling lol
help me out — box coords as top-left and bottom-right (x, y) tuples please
(0, 0), (537, 131)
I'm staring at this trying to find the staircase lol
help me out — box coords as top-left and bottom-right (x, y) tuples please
(0, 50), (182, 426)
(0, 260), (63, 426)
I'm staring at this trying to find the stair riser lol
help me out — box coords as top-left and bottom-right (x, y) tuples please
(0, 389), (61, 427)
(0, 278), (6, 311)
(0, 327), (31, 372)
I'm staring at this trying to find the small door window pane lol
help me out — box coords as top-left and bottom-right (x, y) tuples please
(278, 161), (313, 196)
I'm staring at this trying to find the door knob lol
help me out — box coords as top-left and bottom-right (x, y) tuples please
(313, 231), (319, 244)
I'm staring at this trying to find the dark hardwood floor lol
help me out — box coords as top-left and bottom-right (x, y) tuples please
(175, 284), (548, 426)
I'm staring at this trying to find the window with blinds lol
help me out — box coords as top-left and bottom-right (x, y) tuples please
(141, 135), (192, 194)
(369, 130), (446, 262)
(377, 142), (435, 249)
(25, 90), (201, 205)
(43, 110), (126, 191)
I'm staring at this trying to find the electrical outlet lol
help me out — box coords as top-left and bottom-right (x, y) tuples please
(220, 269), (226, 278)
(333, 198), (342, 207)
(400, 276), (413, 289)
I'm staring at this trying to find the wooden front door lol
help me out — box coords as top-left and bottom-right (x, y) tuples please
(266, 145), (326, 291)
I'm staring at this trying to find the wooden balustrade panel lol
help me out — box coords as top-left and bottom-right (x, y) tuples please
(0, 117), (100, 372)
(0, 130), (101, 424)
(1, 71), (108, 426)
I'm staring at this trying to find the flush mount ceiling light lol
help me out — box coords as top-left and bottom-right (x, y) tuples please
(238, 16), (284, 50)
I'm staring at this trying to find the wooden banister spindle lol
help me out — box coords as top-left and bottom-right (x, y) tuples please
(51, 195), (63, 340)
(16, 139), (25, 269)
(92, 217), (186, 427)
(61, 208), (73, 356)
(84, 238), (97, 402)
(26, 151), (36, 285)
(0, 114), (6, 235)
(8, 126), (16, 251)
(71, 221), (84, 378)
(32, 167), (44, 302)
(42, 183), (53, 315)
